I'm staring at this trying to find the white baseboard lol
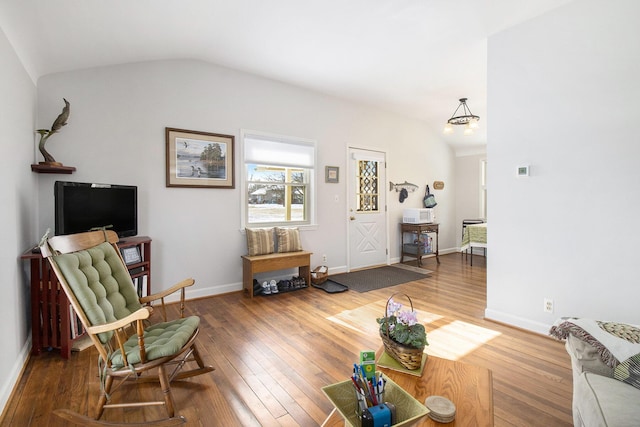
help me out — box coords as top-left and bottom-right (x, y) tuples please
(171, 281), (243, 302)
(173, 251), (464, 303)
(439, 247), (460, 255)
(0, 337), (31, 418)
(484, 308), (552, 336)
(390, 247), (459, 265)
(326, 265), (348, 274)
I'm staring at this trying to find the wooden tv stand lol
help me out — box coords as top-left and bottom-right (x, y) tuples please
(21, 236), (152, 359)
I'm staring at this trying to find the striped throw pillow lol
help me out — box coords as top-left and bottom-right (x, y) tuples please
(245, 228), (274, 256)
(276, 227), (302, 253)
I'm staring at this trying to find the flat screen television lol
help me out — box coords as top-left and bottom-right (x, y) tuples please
(54, 181), (138, 238)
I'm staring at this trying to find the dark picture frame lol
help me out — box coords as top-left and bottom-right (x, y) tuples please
(325, 166), (339, 183)
(166, 127), (235, 188)
(120, 247), (141, 265)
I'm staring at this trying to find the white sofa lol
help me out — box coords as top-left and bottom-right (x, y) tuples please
(566, 334), (640, 426)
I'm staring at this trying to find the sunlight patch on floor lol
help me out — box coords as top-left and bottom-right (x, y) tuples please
(327, 301), (501, 361)
(327, 300), (444, 337)
(425, 320), (502, 361)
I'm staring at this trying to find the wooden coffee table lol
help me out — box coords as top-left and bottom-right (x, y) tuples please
(377, 349), (494, 426)
(322, 349), (493, 426)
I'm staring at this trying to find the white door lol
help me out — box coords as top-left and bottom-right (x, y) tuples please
(348, 148), (387, 270)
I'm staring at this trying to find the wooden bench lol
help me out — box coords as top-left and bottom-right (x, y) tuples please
(241, 251), (312, 298)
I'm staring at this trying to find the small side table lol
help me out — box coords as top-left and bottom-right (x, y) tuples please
(400, 223), (439, 265)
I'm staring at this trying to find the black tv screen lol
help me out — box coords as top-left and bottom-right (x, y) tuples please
(54, 181), (138, 238)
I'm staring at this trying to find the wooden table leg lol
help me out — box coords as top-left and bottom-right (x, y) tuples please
(299, 264), (311, 287)
(242, 259), (253, 298)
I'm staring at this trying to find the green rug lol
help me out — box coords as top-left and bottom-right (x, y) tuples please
(328, 265), (431, 293)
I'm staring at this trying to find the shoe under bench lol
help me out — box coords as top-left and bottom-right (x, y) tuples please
(241, 250), (312, 298)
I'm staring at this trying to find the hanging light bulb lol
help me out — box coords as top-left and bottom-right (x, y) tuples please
(464, 123), (474, 136)
(468, 117), (479, 129)
(443, 123), (454, 134)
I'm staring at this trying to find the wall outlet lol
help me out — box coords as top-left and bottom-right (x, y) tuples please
(544, 298), (554, 313)
(322, 254), (327, 262)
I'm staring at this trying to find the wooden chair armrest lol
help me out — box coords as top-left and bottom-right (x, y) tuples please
(85, 307), (151, 335)
(139, 278), (195, 304)
(139, 278), (195, 321)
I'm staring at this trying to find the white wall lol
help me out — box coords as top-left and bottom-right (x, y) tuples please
(35, 59), (456, 299)
(486, 0), (640, 333)
(455, 153), (485, 223)
(455, 153), (486, 251)
(0, 27), (38, 413)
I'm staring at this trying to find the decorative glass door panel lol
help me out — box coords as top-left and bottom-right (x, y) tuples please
(356, 160), (380, 212)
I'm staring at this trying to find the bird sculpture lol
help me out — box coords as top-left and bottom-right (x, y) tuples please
(36, 98), (70, 165)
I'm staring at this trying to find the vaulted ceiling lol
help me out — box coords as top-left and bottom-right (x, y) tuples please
(0, 0), (573, 152)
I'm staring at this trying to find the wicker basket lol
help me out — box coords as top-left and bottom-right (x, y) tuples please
(380, 293), (425, 371)
(311, 265), (329, 285)
(322, 375), (429, 427)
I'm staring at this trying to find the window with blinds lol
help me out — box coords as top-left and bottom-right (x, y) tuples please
(242, 131), (316, 227)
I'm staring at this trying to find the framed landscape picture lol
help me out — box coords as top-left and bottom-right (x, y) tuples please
(166, 128), (235, 188)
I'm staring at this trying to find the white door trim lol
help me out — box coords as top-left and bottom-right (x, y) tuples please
(346, 146), (389, 271)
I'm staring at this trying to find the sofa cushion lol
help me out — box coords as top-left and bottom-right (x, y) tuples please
(551, 318), (640, 367)
(566, 335), (614, 378)
(245, 227), (275, 256)
(614, 353), (640, 390)
(566, 331), (640, 427)
(573, 371), (640, 427)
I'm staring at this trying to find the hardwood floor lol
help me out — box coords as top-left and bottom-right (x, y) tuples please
(1, 253), (573, 426)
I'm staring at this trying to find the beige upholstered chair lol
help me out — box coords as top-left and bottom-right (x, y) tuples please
(40, 230), (214, 425)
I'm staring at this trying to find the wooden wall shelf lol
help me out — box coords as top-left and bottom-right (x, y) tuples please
(31, 164), (76, 174)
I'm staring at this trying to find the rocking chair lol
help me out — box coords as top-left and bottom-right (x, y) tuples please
(40, 230), (214, 425)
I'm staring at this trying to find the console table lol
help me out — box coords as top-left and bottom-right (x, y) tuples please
(21, 236), (152, 359)
(400, 223), (439, 265)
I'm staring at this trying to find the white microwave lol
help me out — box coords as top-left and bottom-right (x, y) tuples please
(403, 208), (435, 224)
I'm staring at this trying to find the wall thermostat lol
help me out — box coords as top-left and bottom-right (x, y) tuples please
(517, 166), (530, 176)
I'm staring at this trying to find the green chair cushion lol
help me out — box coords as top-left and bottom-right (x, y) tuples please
(53, 242), (143, 343)
(110, 316), (200, 368)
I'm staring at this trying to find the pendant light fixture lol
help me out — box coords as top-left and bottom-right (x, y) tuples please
(443, 97), (480, 135)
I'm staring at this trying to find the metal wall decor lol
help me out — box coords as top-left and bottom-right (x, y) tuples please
(389, 181), (418, 192)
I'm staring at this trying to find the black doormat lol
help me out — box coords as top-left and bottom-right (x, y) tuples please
(311, 280), (348, 293)
(328, 265), (430, 293)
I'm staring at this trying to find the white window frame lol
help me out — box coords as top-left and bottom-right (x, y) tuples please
(480, 158), (487, 220)
(240, 129), (317, 230)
